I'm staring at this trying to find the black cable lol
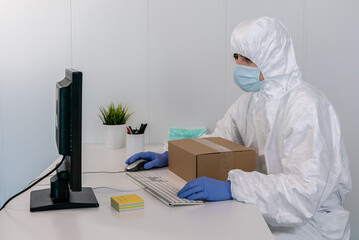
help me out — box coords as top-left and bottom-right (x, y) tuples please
(93, 186), (139, 192)
(27, 171), (126, 187)
(26, 174), (55, 187)
(82, 170), (125, 174)
(0, 156), (66, 211)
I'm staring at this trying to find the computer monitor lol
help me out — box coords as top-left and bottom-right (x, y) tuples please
(30, 69), (99, 212)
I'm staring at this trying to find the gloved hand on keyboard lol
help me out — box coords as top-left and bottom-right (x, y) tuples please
(126, 151), (168, 169)
(177, 176), (232, 201)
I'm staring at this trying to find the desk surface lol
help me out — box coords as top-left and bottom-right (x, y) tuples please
(0, 144), (274, 240)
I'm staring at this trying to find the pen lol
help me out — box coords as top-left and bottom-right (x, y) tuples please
(139, 124), (144, 134)
(129, 126), (134, 134)
(128, 124), (148, 134)
(141, 124), (148, 134)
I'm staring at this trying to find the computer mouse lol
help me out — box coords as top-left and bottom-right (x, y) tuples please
(125, 159), (147, 172)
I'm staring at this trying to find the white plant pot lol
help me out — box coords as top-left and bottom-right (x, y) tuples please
(102, 124), (126, 148)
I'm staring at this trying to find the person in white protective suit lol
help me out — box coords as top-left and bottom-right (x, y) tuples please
(126, 16), (352, 239)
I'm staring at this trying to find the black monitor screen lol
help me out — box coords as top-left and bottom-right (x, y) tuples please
(56, 69), (82, 191)
(30, 69), (98, 212)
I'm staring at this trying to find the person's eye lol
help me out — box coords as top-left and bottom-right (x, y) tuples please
(233, 53), (238, 60)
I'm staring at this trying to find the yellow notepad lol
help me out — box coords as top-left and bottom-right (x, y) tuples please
(111, 194), (144, 205)
(111, 194), (144, 212)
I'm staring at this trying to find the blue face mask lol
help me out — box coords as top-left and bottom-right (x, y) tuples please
(233, 64), (264, 92)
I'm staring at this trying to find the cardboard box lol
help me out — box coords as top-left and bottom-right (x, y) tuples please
(168, 137), (255, 182)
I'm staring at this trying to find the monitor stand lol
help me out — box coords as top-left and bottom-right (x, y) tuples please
(30, 169), (99, 212)
(30, 187), (99, 212)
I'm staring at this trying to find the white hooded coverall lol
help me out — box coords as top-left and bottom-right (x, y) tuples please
(205, 17), (352, 239)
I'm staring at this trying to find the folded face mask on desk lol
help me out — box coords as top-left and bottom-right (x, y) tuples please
(169, 128), (206, 141)
(233, 64), (263, 92)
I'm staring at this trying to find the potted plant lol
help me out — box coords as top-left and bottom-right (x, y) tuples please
(99, 103), (133, 148)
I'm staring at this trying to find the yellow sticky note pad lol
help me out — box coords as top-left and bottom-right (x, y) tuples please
(111, 194), (144, 212)
(111, 194), (144, 205)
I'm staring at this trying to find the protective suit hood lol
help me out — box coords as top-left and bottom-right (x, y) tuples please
(231, 17), (302, 97)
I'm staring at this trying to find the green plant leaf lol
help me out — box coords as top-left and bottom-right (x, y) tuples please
(98, 102), (133, 125)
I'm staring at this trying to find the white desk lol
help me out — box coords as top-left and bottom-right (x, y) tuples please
(0, 144), (274, 240)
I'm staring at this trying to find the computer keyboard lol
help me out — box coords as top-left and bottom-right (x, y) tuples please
(126, 172), (204, 206)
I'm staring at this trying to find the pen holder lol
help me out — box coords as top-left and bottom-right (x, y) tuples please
(126, 133), (145, 157)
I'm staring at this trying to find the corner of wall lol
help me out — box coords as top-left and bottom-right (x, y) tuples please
(0, 83), (4, 207)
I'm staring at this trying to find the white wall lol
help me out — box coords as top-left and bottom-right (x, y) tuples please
(73, 0), (305, 145)
(0, 76), (3, 206)
(0, 0), (71, 206)
(1, 1), (358, 238)
(148, 0), (227, 144)
(71, 0), (150, 144)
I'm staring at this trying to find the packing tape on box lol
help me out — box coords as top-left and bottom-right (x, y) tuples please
(193, 138), (231, 152)
(193, 138), (234, 176)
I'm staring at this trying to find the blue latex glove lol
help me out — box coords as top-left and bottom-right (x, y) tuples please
(177, 176), (232, 201)
(125, 151), (168, 170)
